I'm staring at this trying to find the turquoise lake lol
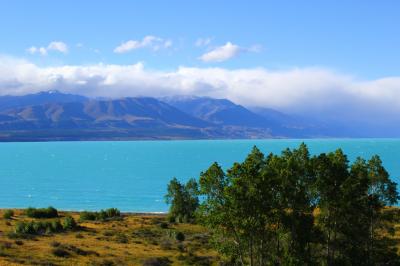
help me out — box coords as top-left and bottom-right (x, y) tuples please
(0, 139), (399, 212)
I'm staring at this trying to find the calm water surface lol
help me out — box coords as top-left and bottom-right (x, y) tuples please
(0, 139), (399, 212)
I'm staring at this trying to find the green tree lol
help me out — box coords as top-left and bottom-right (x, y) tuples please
(314, 152), (399, 265)
(170, 144), (399, 265)
(198, 146), (318, 265)
(165, 177), (199, 223)
(313, 149), (350, 264)
(277, 144), (318, 265)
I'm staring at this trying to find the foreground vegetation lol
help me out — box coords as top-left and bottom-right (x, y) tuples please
(0, 208), (218, 265)
(167, 144), (400, 265)
(2, 207), (399, 266)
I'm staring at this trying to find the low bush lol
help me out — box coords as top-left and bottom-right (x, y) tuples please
(175, 232), (185, 242)
(115, 233), (128, 244)
(100, 208), (120, 219)
(3, 209), (14, 219)
(14, 217), (77, 236)
(15, 220), (59, 235)
(62, 216), (77, 230)
(7, 231), (34, 240)
(50, 242), (98, 257)
(50, 220), (63, 232)
(50, 241), (61, 247)
(14, 240), (24, 246)
(79, 208), (121, 222)
(103, 230), (115, 237)
(142, 257), (171, 266)
(25, 207), (58, 218)
(79, 211), (98, 221)
(51, 247), (70, 257)
(159, 222), (168, 229)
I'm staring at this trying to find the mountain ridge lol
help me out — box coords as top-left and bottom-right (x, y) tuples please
(0, 91), (395, 141)
(0, 91), (276, 140)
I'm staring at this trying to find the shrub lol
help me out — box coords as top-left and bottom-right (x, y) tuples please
(105, 208), (120, 218)
(62, 244), (89, 256)
(50, 241), (61, 247)
(103, 230), (115, 237)
(115, 233), (128, 244)
(98, 208), (121, 220)
(79, 208), (121, 222)
(3, 209), (14, 219)
(175, 232), (185, 242)
(14, 240), (24, 246)
(25, 207), (58, 218)
(51, 247), (70, 257)
(159, 222), (168, 229)
(62, 216), (77, 230)
(14, 219), (74, 236)
(79, 211), (97, 221)
(167, 215), (175, 223)
(142, 257), (171, 266)
(15, 221), (34, 235)
(51, 220), (63, 233)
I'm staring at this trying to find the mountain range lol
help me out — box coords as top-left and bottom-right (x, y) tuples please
(0, 91), (395, 141)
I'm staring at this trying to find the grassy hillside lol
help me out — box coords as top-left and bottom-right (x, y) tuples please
(0, 209), (219, 266)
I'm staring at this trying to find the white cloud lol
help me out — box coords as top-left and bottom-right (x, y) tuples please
(27, 46), (47, 56)
(195, 37), (212, 47)
(47, 41), (68, 53)
(1, 55), (400, 121)
(114, 36), (172, 53)
(199, 42), (241, 62)
(27, 41), (68, 55)
(199, 42), (262, 62)
(164, 39), (173, 48)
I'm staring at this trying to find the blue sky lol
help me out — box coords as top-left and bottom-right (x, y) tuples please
(1, 0), (399, 77)
(0, 0), (400, 120)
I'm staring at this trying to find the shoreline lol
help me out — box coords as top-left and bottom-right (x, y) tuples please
(0, 208), (168, 215)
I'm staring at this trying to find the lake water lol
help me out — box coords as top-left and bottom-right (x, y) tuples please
(0, 139), (399, 212)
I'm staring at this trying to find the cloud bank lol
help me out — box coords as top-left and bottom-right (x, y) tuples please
(0, 56), (400, 121)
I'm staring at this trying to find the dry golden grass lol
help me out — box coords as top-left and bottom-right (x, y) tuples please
(1, 208), (399, 265)
(0, 209), (219, 266)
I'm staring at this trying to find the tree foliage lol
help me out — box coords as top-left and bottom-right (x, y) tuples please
(168, 143), (399, 265)
(165, 177), (199, 223)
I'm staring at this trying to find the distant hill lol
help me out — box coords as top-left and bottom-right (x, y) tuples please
(163, 96), (324, 137)
(0, 91), (396, 141)
(0, 92), (222, 141)
(162, 96), (272, 127)
(0, 91), (276, 141)
(0, 90), (87, 112)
